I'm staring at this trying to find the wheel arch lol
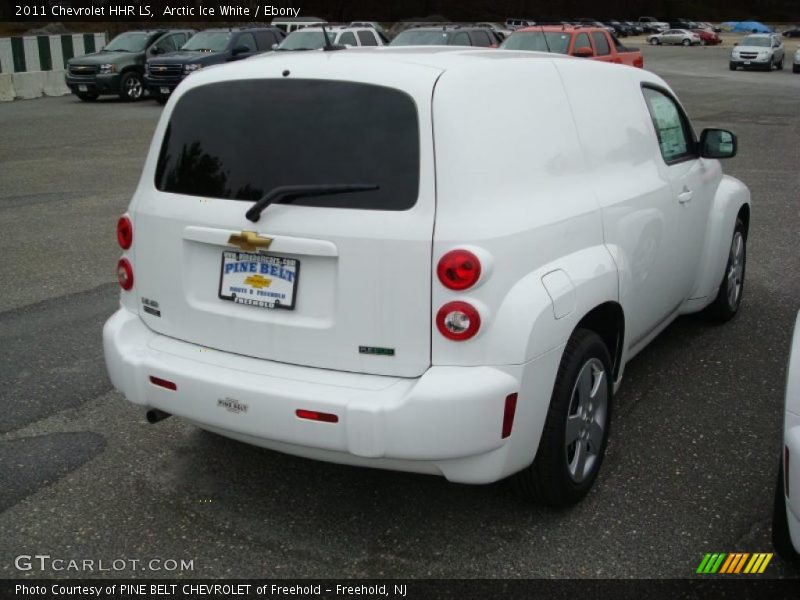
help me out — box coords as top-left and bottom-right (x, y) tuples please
(573, 302), (625, 381)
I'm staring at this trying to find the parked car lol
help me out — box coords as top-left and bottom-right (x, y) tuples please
(782, 26), (800, 38)
(502, 26), (644, 68)
(637, 16), (669, 33)
(623, 21), (644, 35)
(730, 33), (785, 71)
(505, 18), (536, 30)
(772, 312), (800, 561)
(104, 48), (748, 507)
(144, 27), (283, 103)
(603, 20), (629, 37)
(648, 29), (702, 46)
(669, 20), (699, 30)
(390, 26), (502, 47)
(65, 29), (194, 101)
(476, 22), (514, 40)
(348, 21), (391, 42)
(691, 29), (722, 45)
(271, 16), (327, 34)
(794, 47), (800, 73)
(278, 26), (388, 50)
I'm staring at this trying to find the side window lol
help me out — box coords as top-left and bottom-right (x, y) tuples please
(642, 87), (695, 163)
(338, 31), (357, 46)
(255, 31), (277, 50)
(236, 33), (257, 52)
(470, 31), (492, 47)
(154, 34), (178, 53)
(574, 33), (591, 52)
(357, 30), (378, 46)
(450, 32), (471, 46)
(591, 32), (610, 55)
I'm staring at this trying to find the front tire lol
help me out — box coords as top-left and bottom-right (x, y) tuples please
(793, 64), (800, 73)
(729, 62), (737, 71)
(703, 217), (746, 322)
(682, 38), (691, 46)
(119, 71), (144, 101)
(512, 329), (612, 507)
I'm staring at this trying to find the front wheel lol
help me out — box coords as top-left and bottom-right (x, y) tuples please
(793, 64), (800, 73)
(729, 62), (737, 71)
(649, 37), (660, 45)
(682, 38), (691, 46)
(512, 329), (612, 507)
(703, 217), (746, 322)
(778, 57), (784, 70)
(119, 71), (144, 101)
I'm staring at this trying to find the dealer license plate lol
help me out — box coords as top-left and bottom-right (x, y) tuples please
(744, 61), (751, 65)
(219, 251), (299, 310)
(160, 87), (170, 94)
(78, 85), (88, 91)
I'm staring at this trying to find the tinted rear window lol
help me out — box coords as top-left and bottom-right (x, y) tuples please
(155, 80), (420, 210)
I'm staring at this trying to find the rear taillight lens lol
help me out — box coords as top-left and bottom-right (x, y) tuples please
(117, 215), (133, 249)
(502, 393), (518, 439)
(436, 301), (480, 341)
(296, 409), (339, 423)
(437, 249), (481, 290)
(117, 258), (134, 291)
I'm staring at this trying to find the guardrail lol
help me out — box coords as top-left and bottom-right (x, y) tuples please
(0, 32), (106, 100)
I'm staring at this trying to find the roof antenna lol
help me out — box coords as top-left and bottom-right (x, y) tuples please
(321, 23), (346, 51)
(540, 24), (552, 53)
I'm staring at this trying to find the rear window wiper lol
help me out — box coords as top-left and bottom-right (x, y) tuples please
(245, 184), (379, 223)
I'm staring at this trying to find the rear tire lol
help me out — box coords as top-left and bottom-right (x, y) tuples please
(703, 217), (746, 322)
(682, 38), (691, 46)
(778, 57), (784, 70)
(649, 37), (660, 45)
(772, 458), (799, 561)
(512, 329), (612, 507)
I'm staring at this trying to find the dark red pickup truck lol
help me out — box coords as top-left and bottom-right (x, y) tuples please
(501, 26), (645, 68)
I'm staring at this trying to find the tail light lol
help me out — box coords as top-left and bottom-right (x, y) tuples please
(117, 215), (133, 249)
(437, 249), (481, 290)
(117, 258), (134, 291)
(149, 376), (177, 391)
(436, 301), (480, 341)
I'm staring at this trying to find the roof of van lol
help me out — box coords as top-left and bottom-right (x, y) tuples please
(183, 46), (665, 90)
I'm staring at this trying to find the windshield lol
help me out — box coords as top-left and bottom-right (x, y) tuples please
(278, 30), (335, 50)
(390, 30), (455, 46)
(182, 31), (231, 52)
(739, 36), (771, 47)
(501, 31), (572, 54)
(104, 32), (151, 53)
(156, 80), (420, 210)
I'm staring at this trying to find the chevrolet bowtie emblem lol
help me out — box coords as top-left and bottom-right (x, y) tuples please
(227, 231), (273, 252)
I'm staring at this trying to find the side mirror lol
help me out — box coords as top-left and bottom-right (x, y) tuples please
(232, 46), (250, 56)
(271, 43), (278, 50)
(700, 128), (737, 159)
(572, 46), (594, 58)
(149, 46), (162, 55)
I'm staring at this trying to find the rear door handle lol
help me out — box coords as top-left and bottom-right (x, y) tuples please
(678, 189), (693, 204)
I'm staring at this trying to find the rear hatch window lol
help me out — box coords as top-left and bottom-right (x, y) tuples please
(155, 79), (419, 210)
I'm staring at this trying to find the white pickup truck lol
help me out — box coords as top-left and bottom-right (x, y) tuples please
(104, 47), (750, 507)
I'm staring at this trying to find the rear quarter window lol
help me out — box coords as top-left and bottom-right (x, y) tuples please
(155, 79), (420, 210)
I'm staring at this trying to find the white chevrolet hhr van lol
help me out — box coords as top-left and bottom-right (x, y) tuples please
(104, 47), (750, 506)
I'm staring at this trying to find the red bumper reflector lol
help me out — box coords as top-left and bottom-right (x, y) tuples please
(149, 376), (177, 391)
(296, 409), (339, 423)
(502, 393), (518, 439)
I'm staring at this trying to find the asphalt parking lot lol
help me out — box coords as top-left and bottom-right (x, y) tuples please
(1, 42), (799, 579)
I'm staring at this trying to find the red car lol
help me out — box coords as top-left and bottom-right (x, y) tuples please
(691, 29), (722, 45)
(502, 26), (644, 68)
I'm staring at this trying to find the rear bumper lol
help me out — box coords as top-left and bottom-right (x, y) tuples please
(103, 308), (540, 483)
(784, 415), (800, 552)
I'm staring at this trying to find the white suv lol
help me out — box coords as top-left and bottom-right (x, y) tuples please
(730, 33), (785, 71)
(104, 48), (750, 506)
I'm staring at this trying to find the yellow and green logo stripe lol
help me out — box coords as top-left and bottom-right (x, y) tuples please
(696, 552), (773, 574)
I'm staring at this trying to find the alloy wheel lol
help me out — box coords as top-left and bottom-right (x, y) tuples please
(565, 358), (608, 483)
